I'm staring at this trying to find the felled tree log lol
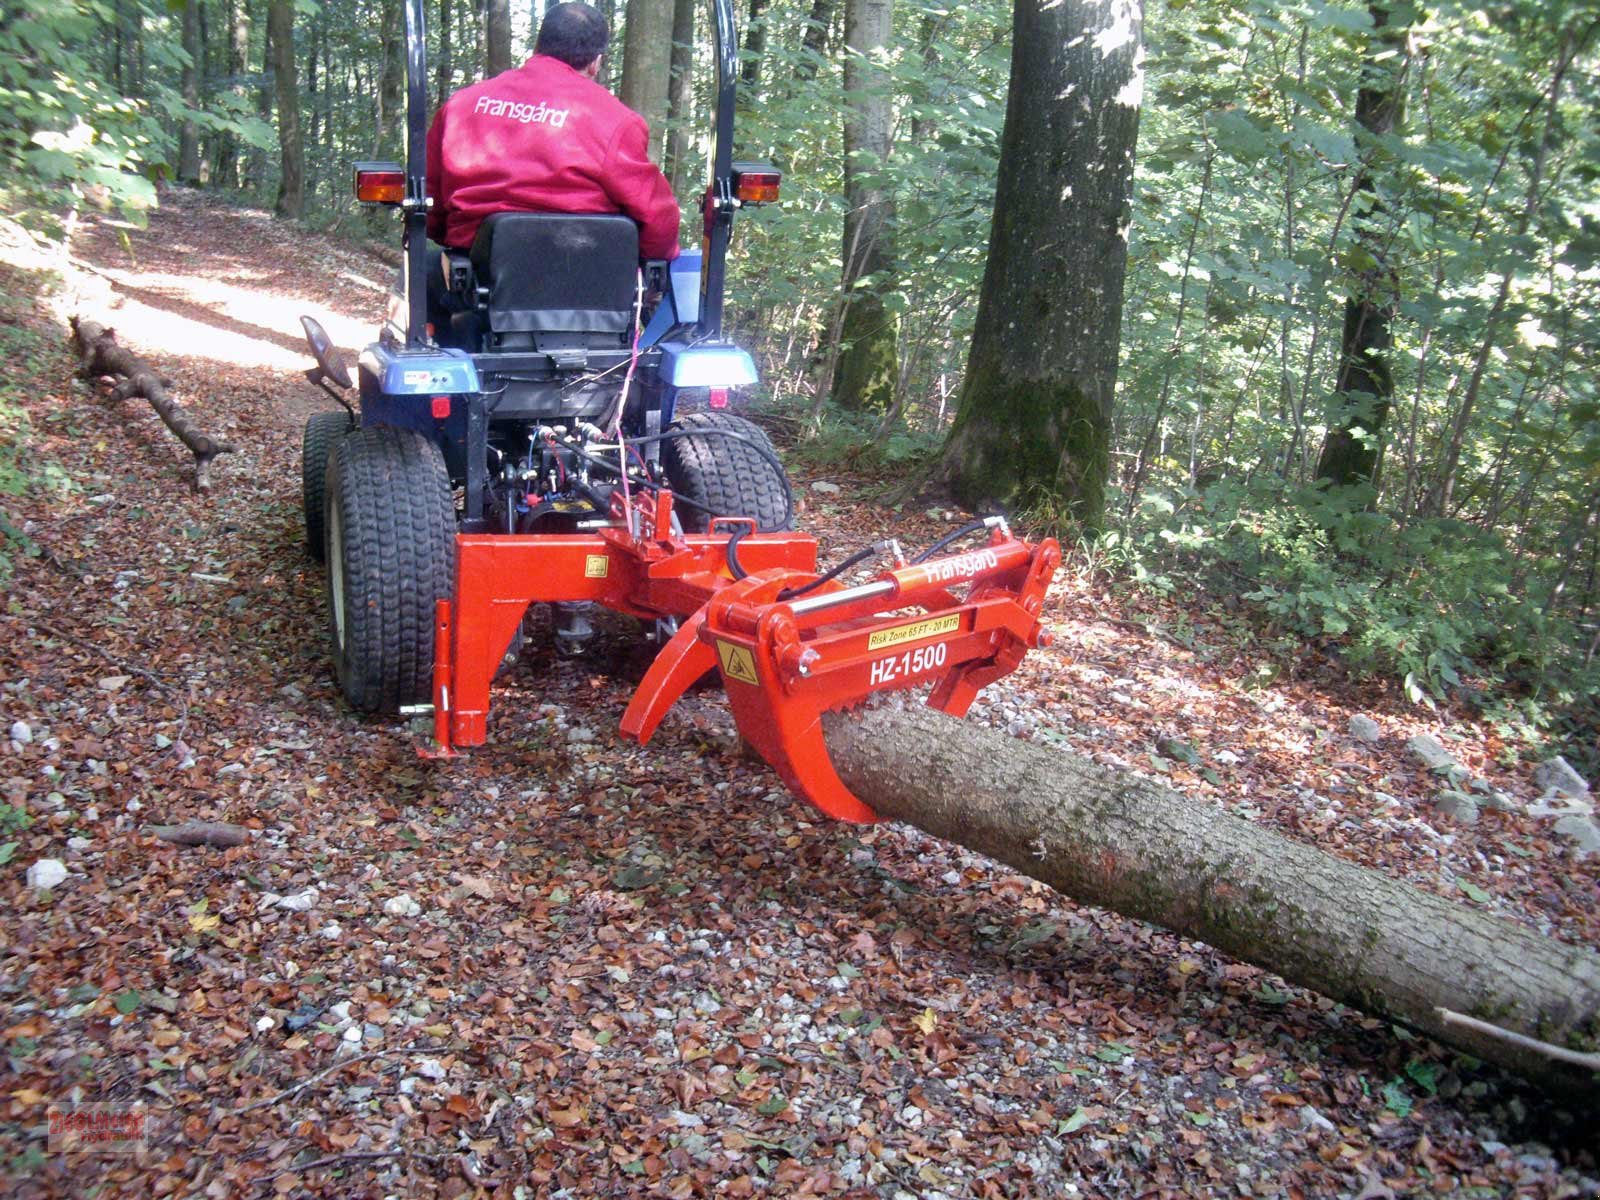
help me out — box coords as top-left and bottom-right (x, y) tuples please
(147, 821), (250, 848)
(71, 317), (236, 492)
(823, 706), (1600, 1095)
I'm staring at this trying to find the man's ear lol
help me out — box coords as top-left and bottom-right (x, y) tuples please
(582, 56), (602, 79)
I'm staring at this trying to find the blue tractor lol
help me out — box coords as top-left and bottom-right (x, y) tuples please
(299, 0), (788, 714)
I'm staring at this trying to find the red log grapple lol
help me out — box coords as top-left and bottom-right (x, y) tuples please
(422, 487), (1060, 823)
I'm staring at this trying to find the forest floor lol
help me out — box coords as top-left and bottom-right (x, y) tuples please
(0, 189), (1596, 1199)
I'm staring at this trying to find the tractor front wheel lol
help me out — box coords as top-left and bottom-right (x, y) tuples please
(660, 410), (791, 533)
(324, 427), (455, 713)
(301, 410), (354, 560)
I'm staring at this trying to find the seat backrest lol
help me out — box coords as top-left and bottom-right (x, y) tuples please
(468, 213), (638, 347)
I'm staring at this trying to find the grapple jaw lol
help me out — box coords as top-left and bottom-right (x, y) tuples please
(620, 529), (1061, 822)
(422, 488), (1060, 823)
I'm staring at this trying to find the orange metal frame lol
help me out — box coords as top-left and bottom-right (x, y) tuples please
(425, 489), (1060, 822)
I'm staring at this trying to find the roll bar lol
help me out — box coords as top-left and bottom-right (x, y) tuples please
(398, 0), (741, 349)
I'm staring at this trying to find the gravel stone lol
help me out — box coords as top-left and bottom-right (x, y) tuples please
(1347, 715), (1382, 743)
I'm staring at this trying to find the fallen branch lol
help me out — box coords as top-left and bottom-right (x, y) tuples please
(823, 705), (1600, 1095)
(1436, 1007), (1600, 1072)
(70, 316), (236, 492)
(147, 821), (250, 848)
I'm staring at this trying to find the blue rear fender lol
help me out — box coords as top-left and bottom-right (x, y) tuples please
(357, 344), (481, 477)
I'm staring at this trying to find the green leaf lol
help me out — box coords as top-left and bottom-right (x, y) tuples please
(1380, 1079), (1413, 1117)
(756, 1093), (788, 1115)
(1094, 1042), (1133, 1064)
(1458, 881), (1491, 904)
(1059, 1106), (1094, 1134)
(114, 990), (141, 1015)
(0, 841), (16, 865)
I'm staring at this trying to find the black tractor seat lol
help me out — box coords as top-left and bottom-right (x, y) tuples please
(447, 212), (640, 354)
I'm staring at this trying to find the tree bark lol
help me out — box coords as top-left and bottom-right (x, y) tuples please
(437, 0), (454, 107)
(1315, 3), (1409, 490)
(485, 0), (513, 76)
(665, 0), (695, 193)
(934, 0), (1142, 530)
(178, 0), (203, 185)
(378, 0), (406, 156)
(741, 0), (767, 88)
(619, 0), (674, 161)
(832, 0), (898, 413)
(72, 319), (237, 493)
(268, 0), (303, 218)
(795, 0), (833, 79)
(214, 0), (251, 189)
(822, 705), (1600, 1096)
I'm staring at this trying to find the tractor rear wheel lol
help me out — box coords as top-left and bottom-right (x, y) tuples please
(324, 427), (456, 713)
(302, 410), (354, 560)
(660, 410), (791, 533)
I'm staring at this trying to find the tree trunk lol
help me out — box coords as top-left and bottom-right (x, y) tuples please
(934, 0), (1142, 530)
(666, 0), (695, 193)
(214, 0), (250, 189)
(823, 706), (1600, 1096)
(619, 0), (674, 161)
(831, 0), (897, 413)
(178, 0), (203, 185)
(437, 0), (454, 106)
(1315, 3), (1409, 490)
(796, 0), (832, 79)
(378, 0), (406, 156)
(741, 0), (766, 88)
(485, 0), (512, 76)
(268, 0), (304, 218)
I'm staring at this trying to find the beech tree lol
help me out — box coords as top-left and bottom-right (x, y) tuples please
(485, 0), (513, 76)
(935, 0), (1142, 528)
(1315, 2), (1412, 489)
(268, 0), (304, 219)
(619, 0), (674, 162)
(832, 0), (898, 413)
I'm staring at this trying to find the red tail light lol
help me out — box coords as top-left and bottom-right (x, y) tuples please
(732, 163), (781, 205)
(353, 161), (405, 205)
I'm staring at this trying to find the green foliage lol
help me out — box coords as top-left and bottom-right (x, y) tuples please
(0, 0), (272, 226)
(1097, 474), (1600, 710)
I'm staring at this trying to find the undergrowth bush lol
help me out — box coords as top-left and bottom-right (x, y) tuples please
(1095, 477), (1600, 722)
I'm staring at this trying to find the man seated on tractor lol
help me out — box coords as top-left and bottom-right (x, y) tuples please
(423, 0), (681, 334)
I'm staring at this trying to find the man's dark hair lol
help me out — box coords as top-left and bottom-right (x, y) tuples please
(535, 2), (610, 69)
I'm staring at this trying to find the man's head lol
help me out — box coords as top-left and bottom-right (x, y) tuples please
(535, 3), (610, 75)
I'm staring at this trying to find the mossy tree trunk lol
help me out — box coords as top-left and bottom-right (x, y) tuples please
(1315, 2), (1409, 489)
(620, 0), (674, 162)
(832, 0), (898, 414)
(823, 706), (1600, 1096)
(935, 0), (1142, 529)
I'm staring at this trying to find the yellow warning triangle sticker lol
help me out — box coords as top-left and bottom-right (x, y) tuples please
(715, 640), (760, 686)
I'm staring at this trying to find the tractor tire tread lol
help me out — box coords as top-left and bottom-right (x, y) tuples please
(326, 427), (455, 713)
(661, 410), (790, 533)
(302, 410), (353, 560)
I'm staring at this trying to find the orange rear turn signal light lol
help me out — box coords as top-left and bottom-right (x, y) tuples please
(731, 163), (781, 205)
(353, 161), (405, 204)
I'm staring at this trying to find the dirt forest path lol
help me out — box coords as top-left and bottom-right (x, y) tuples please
(0, 191), (1595, 1198)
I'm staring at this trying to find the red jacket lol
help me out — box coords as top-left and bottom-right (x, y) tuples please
(426, 55), (681, 260)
